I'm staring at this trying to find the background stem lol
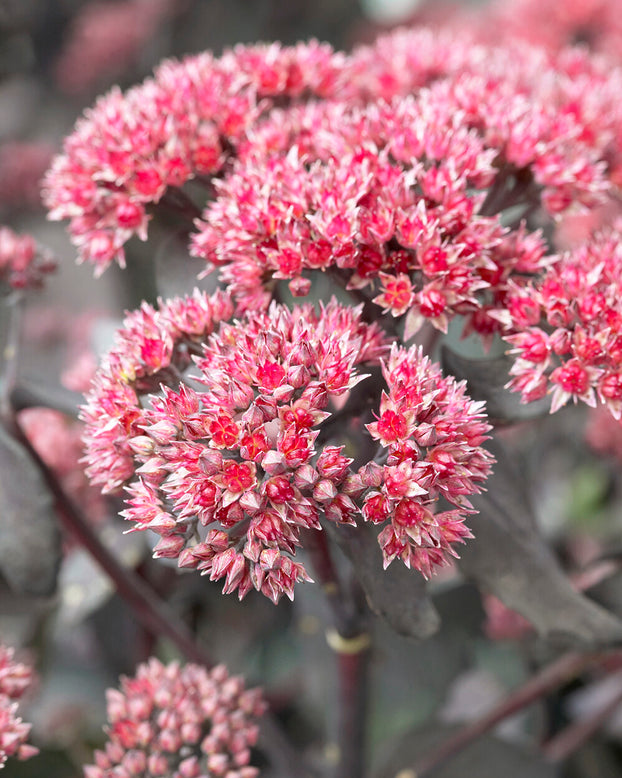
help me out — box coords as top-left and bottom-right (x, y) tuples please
(543, 673), (622, 763)
(411, 651), (608, 777)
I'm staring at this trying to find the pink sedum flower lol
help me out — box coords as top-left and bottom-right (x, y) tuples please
(359, 346), (493, 577)
(0, 227), (56, 291)
(82, 659), (265, 778)
(0, 645), (38, 769)
(43, 41), (347, 274)
(505, 228), (622, 416)
(82, 288), (493, 593)
(83, 293), (388, 602)
(193, 56), (611, 341)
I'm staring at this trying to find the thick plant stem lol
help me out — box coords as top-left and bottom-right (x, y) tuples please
(328, 631), (370, 778)
(306, 530), (370, 778)
(411, 651), (606, 777)
(12, 420), (316, 778)
(159, 185), (203, 221)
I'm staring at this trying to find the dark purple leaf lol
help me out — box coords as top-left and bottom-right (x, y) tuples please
(324, 520), (440, 640)
(0, 424), (61, 595)
(458, 437), (622, 648)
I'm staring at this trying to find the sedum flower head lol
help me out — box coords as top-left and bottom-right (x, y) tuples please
(82, 291), (493, 596)
(83, 659), (265, 778)
(192, 53), (612, 342)
(504, 228), (622, 415)
(0, 227), (56, 291)
(0, 645), (37, 769)
(358, 346), (493, 577)
(83, 293), (387, 602)
(42, 41), (346, 274)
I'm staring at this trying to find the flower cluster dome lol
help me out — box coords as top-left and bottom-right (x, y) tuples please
(83, 659), (265, 778)
(82, 291), (493, 600)
(504, 228), (622, 415)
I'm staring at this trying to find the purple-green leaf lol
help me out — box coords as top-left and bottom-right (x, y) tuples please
(458, 437), (622, 648)
(0, 424), (61, 595)
(324, 519), (440, 640)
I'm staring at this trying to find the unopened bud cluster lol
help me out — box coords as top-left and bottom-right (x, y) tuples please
(83, 660), (265, 778)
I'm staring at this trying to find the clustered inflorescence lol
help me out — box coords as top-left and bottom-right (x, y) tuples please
(83, 659), (265, 778)
(504, 228), (622, 414)
(42, 25), (622, 604)
(81, 289), (493, 601)
(0, 645), (37, 770)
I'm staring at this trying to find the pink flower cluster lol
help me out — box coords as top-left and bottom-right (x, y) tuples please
(0, 645), (37, 769)
(357, 346), (492, 577)
(82, 290), (493, 598)
(44, 27), (622, 282)
(83, 659), (265, 778)
(43, 41), (346, 273)
(504, 228), (622, 415)
(193, 60), (609, 339)
(0, 227), (56, 290)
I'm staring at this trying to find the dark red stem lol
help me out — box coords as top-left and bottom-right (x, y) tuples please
(305, 528), (370, 778)
(13, 418), (214, 666)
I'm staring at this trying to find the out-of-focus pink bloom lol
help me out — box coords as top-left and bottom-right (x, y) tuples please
(504, 228), (622, 415)
(483, 594), (533, 641)
(484, 0), (622, 61)
(54, 0), (179, 96)
(0, 227), (56, 291)
(0, 142), (54, 213)
(82, 659), (265, 778)
(0, 645), (38, 769)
